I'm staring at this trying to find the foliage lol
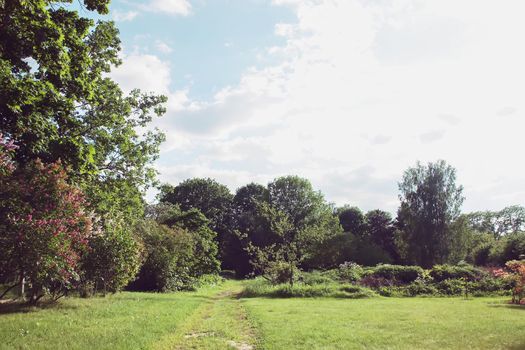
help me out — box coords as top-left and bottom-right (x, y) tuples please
(370, 264), (424, 284)
(504, 260), (525, 304)
(429, 263), (485, 282)
(130, 204), (221, 292)
(159, 178), (234, 269)
(0, 0), (166, 219)
(238, 176), (341, 285)
(307, 232), (391, 268)
(335, 261), (365, 283)
(80, 217), (141, 295)
(465, 206), (525, 238)
(397, 160), (465, 267)
(405, 278), (439, 296)
(0, 133), (16, 175)
(159, 178), (233, 232)
(149, 203), (221, 277)
(0, 159), (95, 303)
(230, 183), (271, 276)
(129, 220), (195, 292)
(336, 206), (365, 235)
(240, 278), (376, 299)
(365, 209), (399, 261)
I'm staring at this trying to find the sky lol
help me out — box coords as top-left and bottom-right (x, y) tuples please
(102, 0), (524, 213)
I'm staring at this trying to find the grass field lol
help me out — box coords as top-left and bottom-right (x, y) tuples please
(1, 281), (524, 349)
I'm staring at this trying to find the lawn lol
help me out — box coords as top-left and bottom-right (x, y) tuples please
(0, 281), (248, 350)
(1, 281), (524, 349)
(243, 296), (525, 350)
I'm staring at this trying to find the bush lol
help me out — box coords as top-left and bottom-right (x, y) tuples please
(371, 264), (424, 284)
(264, 261), (299, 285)
(81, 218), (142, 294)
(405, 279), (439, 296)
(300, 271), (335, 286)
(436, 279), (465, 295)
(240, 279), (376, 299)
(336, 262), (364, 283)
(430, 264), (485, 282)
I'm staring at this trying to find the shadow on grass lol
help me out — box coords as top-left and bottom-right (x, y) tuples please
(487, 303), (525, 311)
(0, 300), (79, 315)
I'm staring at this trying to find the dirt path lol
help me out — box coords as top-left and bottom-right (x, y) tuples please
(152, 281), (258, 350)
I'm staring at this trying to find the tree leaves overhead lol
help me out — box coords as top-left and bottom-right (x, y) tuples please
(0, 0), (167, 216)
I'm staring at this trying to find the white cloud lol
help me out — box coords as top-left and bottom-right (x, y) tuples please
(146, 0), (191, 16)
(147, 0), (525, 212)
(110, 52), (172, 94)
(155, 40), (173, 54)
(113, 10), (138, 22)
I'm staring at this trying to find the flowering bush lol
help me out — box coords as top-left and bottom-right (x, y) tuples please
(0, 158), (95, 303)
(0, 133), (16, 175)
(505, 260), (525, 304)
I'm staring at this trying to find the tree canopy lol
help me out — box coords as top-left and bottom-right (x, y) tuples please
(397, 160), (465, 267)
(1, 0), (166, 218)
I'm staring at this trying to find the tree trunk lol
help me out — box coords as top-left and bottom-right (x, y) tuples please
(19, 273), (25, 301)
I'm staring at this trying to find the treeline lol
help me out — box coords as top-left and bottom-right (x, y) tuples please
(156, 168), (525, 282)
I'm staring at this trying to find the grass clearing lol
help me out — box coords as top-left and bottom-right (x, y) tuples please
(0, 284), (221, 350)
(2, 280), (525, 349)
(243, 296), (525, 349)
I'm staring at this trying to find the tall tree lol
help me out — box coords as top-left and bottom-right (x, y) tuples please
(231, 183), (272, 276)
(336, 206), (366, 236)
(365, 209), (399, 261)
(267, 176), (342, 266)
(0, 0), (166, 218)
(159, 178), (234, 268)
(397, 160), (465, 267)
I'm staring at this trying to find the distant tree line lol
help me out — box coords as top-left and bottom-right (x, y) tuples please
(157, 162), (525, 279)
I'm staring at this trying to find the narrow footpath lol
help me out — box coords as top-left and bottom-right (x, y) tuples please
(151, 281), (258, 350)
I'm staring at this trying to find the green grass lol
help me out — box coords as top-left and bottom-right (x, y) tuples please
(1, 280), (525, 349)
(0, 282), (239, 350)
(242, 296), (525, 349)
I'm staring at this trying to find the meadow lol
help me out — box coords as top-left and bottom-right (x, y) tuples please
(1, 280), (524, 350)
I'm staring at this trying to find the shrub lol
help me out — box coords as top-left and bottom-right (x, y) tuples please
(336, 262), (364, 283)
(264, 261), (299, 285)
(405, 279), (439, 296)
(300, 271), (335, 286)
(436, 279), (465, 295)
(430, 263), (486, 282)
(359, 275), (394, 288)
(240, 279), (376, 299)
(377, 286), (404, 297)
(371, 264), (424, 284)
(127, 220), (195, 292)
(0, 160), (95, 303)
(81, 218), (142, 294)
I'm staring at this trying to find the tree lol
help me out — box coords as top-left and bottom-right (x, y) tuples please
(230, 183), (271, 276)
(0, 158), (95, 303)
(242, 202), (298, 286)
(0, 0), (166, 218)
(244, 176), (342, 276)
(129, 220), (195, 292)
(365, 209), (399, 261)
(159, 178), (233, 232)
(336, 206), (366, 236)
(80, 217), (141, 295)
(465, 205), (525, 238)
(159, 178), (234, 268)
(268, 176), (341, 240)
(397, 160), (465, 267)
(129, 204), (220, 291)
